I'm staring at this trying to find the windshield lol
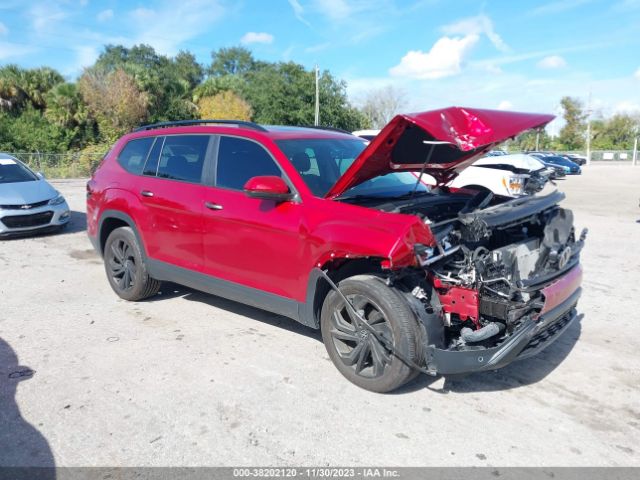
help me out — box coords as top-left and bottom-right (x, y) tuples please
(276, 138), (429, 198)
(0, 158), (38, 184)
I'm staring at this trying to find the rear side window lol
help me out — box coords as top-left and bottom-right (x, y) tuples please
(117, 137), (154, 174)
(216, 136), (281, 190)
(156, 135), (210, 183)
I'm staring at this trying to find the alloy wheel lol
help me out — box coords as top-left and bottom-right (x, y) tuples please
(329, 294), (393, 378)
(107, 238), (137, 291)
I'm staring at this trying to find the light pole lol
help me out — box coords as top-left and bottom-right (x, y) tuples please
(314, 65), (320, 126)
(585, 90), (592, 165)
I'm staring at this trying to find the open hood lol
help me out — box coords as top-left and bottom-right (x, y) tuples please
(325, 107), (554, 199)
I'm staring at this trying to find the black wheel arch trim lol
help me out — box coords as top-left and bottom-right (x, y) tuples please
(96, 210), (148, 260)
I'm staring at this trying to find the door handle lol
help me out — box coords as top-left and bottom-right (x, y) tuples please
(204, 201), (223, 211)
(141, 190), (154, 197)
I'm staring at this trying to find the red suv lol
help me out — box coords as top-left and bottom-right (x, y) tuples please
(87, 108), (586, 392)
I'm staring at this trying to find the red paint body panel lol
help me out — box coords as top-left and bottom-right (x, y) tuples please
(325, 107), (555, 198)
(539, 265), (583, 315)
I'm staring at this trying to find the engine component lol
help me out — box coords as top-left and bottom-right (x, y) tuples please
(460, 322), (505, 343)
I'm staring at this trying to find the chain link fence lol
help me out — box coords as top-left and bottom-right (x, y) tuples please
(8, 152), (107, 179)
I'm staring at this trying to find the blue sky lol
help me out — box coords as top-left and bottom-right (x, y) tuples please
(1, 0), (639, 131)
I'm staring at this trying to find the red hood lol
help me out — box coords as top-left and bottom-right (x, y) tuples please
(325, 107), (554, 199)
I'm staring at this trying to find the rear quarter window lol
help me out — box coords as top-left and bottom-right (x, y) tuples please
(117, 137), (154, 175)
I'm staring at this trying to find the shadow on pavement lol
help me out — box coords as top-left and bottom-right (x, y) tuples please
(151, 282), (322, 342)
(0, 337), (55, 478)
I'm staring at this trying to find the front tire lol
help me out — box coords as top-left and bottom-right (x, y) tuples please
(104, 226), (160, 301)
(320, 275), (421, 393)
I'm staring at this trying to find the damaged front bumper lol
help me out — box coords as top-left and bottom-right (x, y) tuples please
(424, 284), (581, 375)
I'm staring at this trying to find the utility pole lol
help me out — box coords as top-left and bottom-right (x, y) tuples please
(633, 136), (638, 166)
(535, 131), (540, 151)
(314, 64), (320, 126)
(585, 90), (592, 165)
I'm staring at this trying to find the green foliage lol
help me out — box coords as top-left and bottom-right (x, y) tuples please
(556, 96), (587, 150)
(0, 108), (72, 152)
(209, 46), (255, 76)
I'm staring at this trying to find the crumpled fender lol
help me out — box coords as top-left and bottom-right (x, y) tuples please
(311, 214), (435, 270)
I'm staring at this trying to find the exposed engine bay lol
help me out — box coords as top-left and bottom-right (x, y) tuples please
(346, 189), (587, 352)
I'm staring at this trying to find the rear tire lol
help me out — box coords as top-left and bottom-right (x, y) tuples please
(104, 226), (160, 301)
(320, 275), (421, 393)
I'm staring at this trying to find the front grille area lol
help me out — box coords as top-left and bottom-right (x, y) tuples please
(0, 199), (49, 210)
(520, 304), (576, 354)
(1, 211), (54, 229)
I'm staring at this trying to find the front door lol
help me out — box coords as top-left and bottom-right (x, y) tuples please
(201, 135), (307, 301)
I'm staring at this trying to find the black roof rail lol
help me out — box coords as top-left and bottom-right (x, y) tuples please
(134, 119), (268, 132)
(301, 125), (354, 135)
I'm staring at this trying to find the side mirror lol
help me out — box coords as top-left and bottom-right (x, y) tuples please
(36, 171), (45, 179)
(243, 176), (293, 202)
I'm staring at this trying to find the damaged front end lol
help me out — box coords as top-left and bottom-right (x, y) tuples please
(409, 190), (587, 374)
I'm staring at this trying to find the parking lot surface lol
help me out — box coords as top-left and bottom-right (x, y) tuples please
(1, 164), (639, 467)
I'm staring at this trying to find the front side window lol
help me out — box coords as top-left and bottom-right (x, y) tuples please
(156, 135), (210, 183)
(216, 136), (282, 190)
(117, 137), (154, 175)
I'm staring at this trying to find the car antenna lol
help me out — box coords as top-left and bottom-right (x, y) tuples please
(411, 140), (454, 197)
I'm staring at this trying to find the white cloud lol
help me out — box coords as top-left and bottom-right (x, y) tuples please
(529, 0), (592, 16)
(441, 14), (509, 52)
(614, 100), (640, 113)
(497, 100), (513, 110)
(97, 9), (113, 22)
(0, 41), (37, 60)
(288, 0), (310, 25)
(240, 32), (274, 45)
(537, 55), (567, 69)
(635, 67), (640, 80)
(0, 22), (7, 36)
(29, 3), (69, 33)
(128, 0), (227, 56)
(312, 0), (352, 22)
(389, 34), (479, 79)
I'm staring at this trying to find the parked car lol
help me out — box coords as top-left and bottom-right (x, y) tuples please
(562, 153), (587, 166)
(352, 129), (380, 142)
(484, 150), (508, 157)
(0, 153), (70, 237)
(530, 153), (581, 175)
(87, 109), (586, 393)
(445, 153), (553, 197)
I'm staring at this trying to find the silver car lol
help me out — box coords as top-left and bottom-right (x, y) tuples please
(0, 153), (70, 237)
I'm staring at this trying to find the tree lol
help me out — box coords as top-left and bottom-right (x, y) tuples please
(209, 46), (255, 76)
(93, 44), (198, 123)
(556, 96), (587, 150)
(197, 91), (252, 120)
(359, 85), (407, 128)
(79, 68), (148, 141)
(240, 62), (367, 130)
(591, 113), (640, 150)
(511, 128), (552, 151)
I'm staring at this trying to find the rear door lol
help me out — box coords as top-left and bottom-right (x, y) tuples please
(201, 135), (307, 301)
(138, 134), (214, 271)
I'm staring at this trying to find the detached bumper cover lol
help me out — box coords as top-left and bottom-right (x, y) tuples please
(425, 286), (581, 375)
